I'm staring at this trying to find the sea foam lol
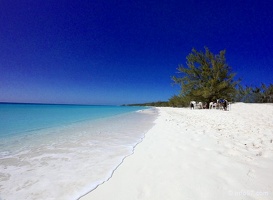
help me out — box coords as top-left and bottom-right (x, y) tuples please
(0, 105), (157, 200)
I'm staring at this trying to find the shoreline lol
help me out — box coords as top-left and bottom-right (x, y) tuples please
(0, 108), (157, 200)
(81, 103), (273, 200)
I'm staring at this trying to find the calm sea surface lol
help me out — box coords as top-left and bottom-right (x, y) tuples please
(0, 103), (148, 137)
(0, 103), (157, 200)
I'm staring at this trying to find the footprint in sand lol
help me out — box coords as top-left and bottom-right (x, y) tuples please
(256, 152), (263, 156)
(247, 169), (255, 178)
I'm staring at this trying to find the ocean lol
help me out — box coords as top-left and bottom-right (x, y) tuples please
(0, 103), (157, 200)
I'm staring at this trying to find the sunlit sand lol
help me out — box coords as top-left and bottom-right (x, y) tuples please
(81, 103), (273, 200)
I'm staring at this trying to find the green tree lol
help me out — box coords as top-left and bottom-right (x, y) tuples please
(172, 47), (239, 107)
(260, 83), (273, 103)
(169, 95), (187, 107)
(235, 85), (253, 102)
(236, 83), (273, 103)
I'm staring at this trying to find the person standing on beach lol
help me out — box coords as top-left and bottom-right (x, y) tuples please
(190, 102), (194, 109)
(223, 100), (227, 110)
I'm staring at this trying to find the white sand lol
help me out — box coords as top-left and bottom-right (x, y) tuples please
(80, 103), (273, 200)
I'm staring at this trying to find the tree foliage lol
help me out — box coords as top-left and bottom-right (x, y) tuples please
(125, 101), (170, 107)
(172, 47), (239, 107)
(169, 95), (187, 107)
(236, 83), (273, 103)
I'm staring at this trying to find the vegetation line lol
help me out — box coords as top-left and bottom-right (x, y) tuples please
(128, 47), (273, 107)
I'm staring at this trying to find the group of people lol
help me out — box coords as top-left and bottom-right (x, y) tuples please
(190, 99), (229, 111)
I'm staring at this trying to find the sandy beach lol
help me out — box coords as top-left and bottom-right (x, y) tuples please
(81, 103), (273, 200)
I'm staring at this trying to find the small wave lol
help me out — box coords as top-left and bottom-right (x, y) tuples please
(0, 108), (157, 200)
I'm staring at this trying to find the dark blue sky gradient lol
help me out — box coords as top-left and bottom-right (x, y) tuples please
(1, 0), (272, 104)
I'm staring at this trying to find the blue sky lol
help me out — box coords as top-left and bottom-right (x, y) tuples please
(1, 0), (272, 105)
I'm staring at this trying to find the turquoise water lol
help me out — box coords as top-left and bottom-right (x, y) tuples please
(0, 103), (156, 200)
(0, 103), (147, 137)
